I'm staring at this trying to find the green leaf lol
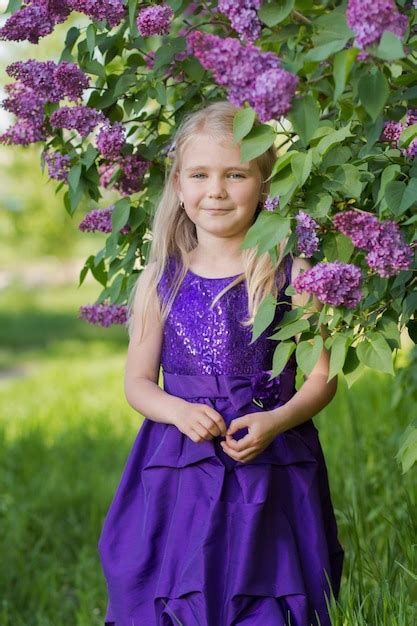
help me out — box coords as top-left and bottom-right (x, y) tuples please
(288, 95), (320, 147)
(395, 418), (417, 474)
(114, 72), (137, 97)
(68, 163), (82, 192)
(181, 57), (205, 82)
(376, 315), (401, 349)
(324, 163), (363, 199)
(271, 318), (310, 341)
(305, 38), (349, 62)
(258, 0), (294, 27)
(312, 9), (353, 45)
(333, 48), (358, 101)
(251, 293), (277, 343)
(356, 332), (395, 375)
(271, 340), (297, 377)
(374, 31), (405, 62)
(6, 0), (23, 12)
(315, 123), (353, 156)
(86, 24), (96, 58)
(111, 198), (131, 232)
(358, 68), (389, 122)
(343, 345), (365, 387)
(240, 124), (276, 161)
(296, 335), (323, 376)
(242, 212), (291, 254)
(398, 123), (417, 148)
(376, 164), (401, 205)
(328, 334), (350, 382)
(269, 151), (296, 179)
(233, 107), (257, 143)
(323, 233), (354, 263)
(385, 179), (417, 216)
(291, 150), (313, 186)
(269, 168), (298, 199)
(81, 145), (99, 170)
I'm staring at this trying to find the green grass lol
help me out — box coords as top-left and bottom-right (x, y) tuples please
(0, 278), (416, 625)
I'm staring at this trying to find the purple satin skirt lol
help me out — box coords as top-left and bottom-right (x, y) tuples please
(98, 370), (344, 625)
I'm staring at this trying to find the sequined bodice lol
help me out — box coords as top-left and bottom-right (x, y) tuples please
(157, 255), (294, 376)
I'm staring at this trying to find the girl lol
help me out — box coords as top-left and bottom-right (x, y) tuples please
(98, 100), (344, 626)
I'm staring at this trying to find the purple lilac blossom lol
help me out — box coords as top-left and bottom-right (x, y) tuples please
(6, 60), (63, 102)
(69, 0), (126, 27)
(54, 61), (89, 101)
(346, 0), (408, 50)
(295, 211), (320, 257)
(0, 119), (47, 145)
(252, 68), (300, 122)
(381, 120), (404, 143)
(78, 205), (131, 234)
(136, 4), (174, 36)
(0, 4), (58, 43)
(2, 82), (45, 126)
(264, 195), (280, 211)
(333, 210), (413, 277)
(98, 155), (150, 195)
(406, 108), (417, 126)
(43, 149), (71, 181)
(50, 106), (105, 137)
(293, 261), (363, 309)
(218, 0), (262, 42)
(79, 303), (128, 327)
(187, 31), (299, 122)
(96, 122), (125, 159)
(403, 138), (417, 158)
(115, 154), (150, 196)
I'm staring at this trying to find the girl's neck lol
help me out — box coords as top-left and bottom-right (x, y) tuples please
(186, 249), (244, 278)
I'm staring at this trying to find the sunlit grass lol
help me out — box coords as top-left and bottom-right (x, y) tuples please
(0, 278), (416, 625)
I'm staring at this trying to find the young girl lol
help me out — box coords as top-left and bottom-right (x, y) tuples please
(98, 100), (344, 626)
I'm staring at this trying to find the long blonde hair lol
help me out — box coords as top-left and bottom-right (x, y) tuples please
(127, 100), (288, 342)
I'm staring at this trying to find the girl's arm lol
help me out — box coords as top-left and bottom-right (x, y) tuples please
(124, 262), (189, 425)
(267, 256), (338, 432)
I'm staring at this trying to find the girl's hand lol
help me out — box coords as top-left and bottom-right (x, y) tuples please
(220, 411), (280, 463)
(173, 402), (227, 443)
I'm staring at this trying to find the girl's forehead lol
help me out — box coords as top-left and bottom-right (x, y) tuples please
(180, 132), (250, 166)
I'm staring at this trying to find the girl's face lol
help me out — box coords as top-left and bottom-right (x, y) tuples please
(174, 133), (263, 240)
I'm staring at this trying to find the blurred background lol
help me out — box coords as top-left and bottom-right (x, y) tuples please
(0, 3), (416, 624)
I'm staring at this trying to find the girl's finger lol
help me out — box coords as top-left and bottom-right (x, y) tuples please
(221, 441), (259, 461)
(194, 422), (213, 441)
(225, 433), (253, 451)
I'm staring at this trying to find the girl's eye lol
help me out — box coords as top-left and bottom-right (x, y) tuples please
(191, 173), (245, 179)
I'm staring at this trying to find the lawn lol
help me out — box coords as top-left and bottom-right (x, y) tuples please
(0, 277), (416, 625)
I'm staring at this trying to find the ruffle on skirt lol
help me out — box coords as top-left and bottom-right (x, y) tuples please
(98, 370), (344, 626)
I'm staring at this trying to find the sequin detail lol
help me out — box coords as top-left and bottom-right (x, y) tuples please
(157, 255), (295, 376)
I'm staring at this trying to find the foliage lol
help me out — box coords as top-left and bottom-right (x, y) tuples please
(1, 0), (417, 470)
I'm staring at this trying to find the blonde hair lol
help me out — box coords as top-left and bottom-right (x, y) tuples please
(127, 99), (289, 342)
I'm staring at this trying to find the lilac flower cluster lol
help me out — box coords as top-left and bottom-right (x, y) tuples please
(50, 106), (105, 138)
(295, 211), (320, 257)
(186, 31), (299, 122)
(6, 60), (89, 102)
(96, 122), (126, 159)
(218, 0), (262, 43)
(346, 0), (408, 50)
(136, 4), (174, 36)
(264, 195), (280, 211)
(0, 60), (90, 146)
(333, 210), (413, 277)
(43, 149), (71, 181)
(0, 120), (47, 145)
(98, 154), (150, 196)
(78, 205), (131, 234)
(0, 1), (71, 44)
(381, 108), (417, 158)
(0, 0), (125, 44)
(293, 261), (363, 309)
(69, 0), (126, 28)
(79, 303), (128, 327)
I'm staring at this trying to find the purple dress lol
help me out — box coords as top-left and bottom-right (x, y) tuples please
(98, 254), (344, 626)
